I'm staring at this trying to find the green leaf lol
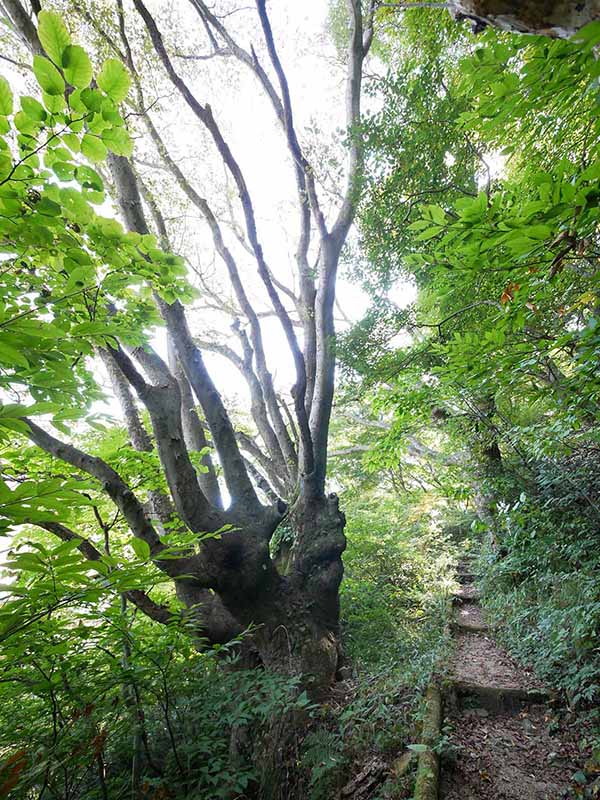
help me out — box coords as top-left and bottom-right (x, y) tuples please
(20, 96), (47, 122)
(80, 133), (108, 163)
(33, 55), (65, 97)
(62, 132), (80, 153)
(0, 77), (13, 116)
(59, 187), (93, 222)
(416, 225), (442, 242)
(52, 161), (75, 181)
(428, 205), (446, 225)
(42, 91), (65, 113)
(130, 538), (151, 560)
(38, 10), (71, 65)
(0, 341), (29, 368)
(75, 165), (104, 192)
(62, 45), (92, 89)
(80, 88), (104, 113)
(407, 744), (429, 753)
(97, 58), (131, 104)
(101, 125), (133, 156)
(36, 197), (62, 216)
(526, 224), (552, 240)
(13, 111), (38, 135)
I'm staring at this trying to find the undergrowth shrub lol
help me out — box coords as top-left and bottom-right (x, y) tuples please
(0, 594), (308, 800)
(0, 498), (455, 800)
(478, 457), (600, 708)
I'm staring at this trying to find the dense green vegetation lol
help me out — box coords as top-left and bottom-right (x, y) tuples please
(1, 1), (600, 797)
(342, 4), (600, 786)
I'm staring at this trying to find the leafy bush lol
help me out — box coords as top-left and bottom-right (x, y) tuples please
(478, 457), (600, 708)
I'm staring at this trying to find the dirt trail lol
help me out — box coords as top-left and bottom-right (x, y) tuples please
(440, 563), (587, 800)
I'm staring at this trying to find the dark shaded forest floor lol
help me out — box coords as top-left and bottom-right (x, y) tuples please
(440, 566), (593, 800)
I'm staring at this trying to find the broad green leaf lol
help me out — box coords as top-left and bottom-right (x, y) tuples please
(38, 10), (71, 65)
(52, 160), (75, 181)
(97, 58), (130, 103)
(0, 341), (29, 368)
(130, 538), (151, 560)
(36, 197), (62, 217)
(428, 205), (446, 225)
(101, 125), (133, 156)
(33, 55), (65, 97)
(80, 133), (108, 162)
(80, 88), (104, 112)
(20, 96), (47, 122)
(0, 77), (13, 116)
(416, 226), (442, 241)
(62, 45), (92, 89)
(75, 165), (103, 191)
(62, 132), (80, 153)
(42, 90), (65, 112)
(13, 111), (38, 135)
(59, 187), (93, 222)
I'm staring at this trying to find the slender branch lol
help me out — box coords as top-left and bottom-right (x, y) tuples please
(37, 521), (174, 625)
(236, 430), (287, 499)
(132, 0), (314, 477)
(241, 456), (281, 504)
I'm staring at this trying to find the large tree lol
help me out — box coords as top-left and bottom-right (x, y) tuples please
(0, 0), (375, 695)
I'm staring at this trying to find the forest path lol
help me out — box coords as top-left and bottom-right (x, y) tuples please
(439, 562), (584, 800)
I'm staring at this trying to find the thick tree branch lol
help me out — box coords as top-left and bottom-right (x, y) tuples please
(166, 338), (223, 508)
(0, 0), (42, 54)
(331, 0), (368, 247)
(196, 332), (290, 480)
(108, 345), (219, 533)
(309, 0), (371, 494)
(106, 149), (260, 512)
(157, 298), (263, 513)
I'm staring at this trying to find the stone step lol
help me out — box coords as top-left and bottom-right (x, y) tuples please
(452, 585), (481, 603)
(452, 603), (488, 633)
(448, 680), (550, 715)
(452, 619), (489, 633)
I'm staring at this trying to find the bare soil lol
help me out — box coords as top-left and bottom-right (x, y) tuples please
(449, 629), (543, 692)
(441, 704), (586, 800)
